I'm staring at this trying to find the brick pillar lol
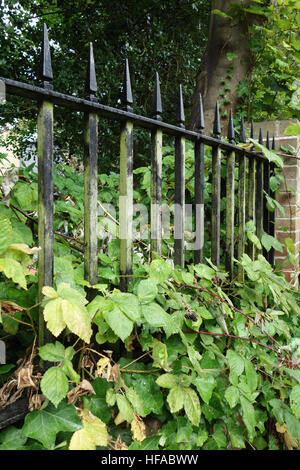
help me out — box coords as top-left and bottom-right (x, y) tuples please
(247, 120), (300, 286)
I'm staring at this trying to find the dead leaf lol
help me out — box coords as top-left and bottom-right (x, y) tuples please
(114, 434), (129, 450)
(284, 430), (298, 450)
(67, 379), (95, 405)
(16, 363), (36, 390)
(276, 422), (287, 434)
(29, 393), (45, 411)
(131, 413), (146, 442)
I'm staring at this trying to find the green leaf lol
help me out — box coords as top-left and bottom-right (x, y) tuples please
(156, 373), (178, 389)
(225, 385), (240, 408)
(43, 298), (66, 337)
(110, 292), (141, 321)
(245, 360), (258, 393)
(240, 396), (256, 439)
(61, 299), (92, 343)
(194, 263), (215, 280)
(39, 341), (65, 362)
(103, 305), (133, 342)
(142, 302), (178, 337)
(116, 394), (134, 423)
(42, 286), (58, 299)
(290, 385), (300, 419)
(61, 359), (80, 384)
(226, 350), (244, 376)
(0, 426), (27, 450)
(249, 139), (283, 167)
(22, 401), (82, 449)
(137, 278), (158, 304)
(149, 259), (172, 284)
(40, 366), (69, 408)
(152, 338), (170, 370)
(226, 421), (245, 449)
(284, 123), (300, 136)
(0, 258), (27, 289)
(125, 387), (145, 417)
(0, 215), (13, 255)
(193, 376), (216, 404)
(167, 386), (185, 413)
(212, 9), (232, 19)
(261, 233), (283, 253)
(184, 387), (201, 426)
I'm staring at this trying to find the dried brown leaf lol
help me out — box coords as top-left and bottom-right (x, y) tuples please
(67, 379), (95, 405)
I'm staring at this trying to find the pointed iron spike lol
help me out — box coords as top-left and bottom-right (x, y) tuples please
(266, 130), (270, 149)
(227, 109), (235, 143)
(250, 120), (254, 139)
(272, 135), (276, 150)
(122, 58), (133, 112)
(259, 128), (263, 145)
(213, 101), (221, 137)
(239, 116), (246, 143)
(195, 93), (205, 132)
(40, 23), (53, 85)
(176, 84), (185, 128)
(86, 42), (97, 97)
(152, 71), (162, 120)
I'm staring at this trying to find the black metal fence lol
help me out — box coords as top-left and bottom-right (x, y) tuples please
(0, 24), (275, 347)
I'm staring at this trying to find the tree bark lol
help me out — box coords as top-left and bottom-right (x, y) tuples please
(188, 0), (254, 134)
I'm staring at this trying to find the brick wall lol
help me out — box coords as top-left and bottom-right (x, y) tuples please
(248, 119), (300, 286)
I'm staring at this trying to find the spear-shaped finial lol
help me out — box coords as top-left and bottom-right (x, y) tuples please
(122, 58), (133, 112)
(40, 23), (53, 88)
(259, 128), (263, 145)
(227, 109), (235, 143)
(86, 42), (97, 100)
(177, 84), (185, 128)
(239, 116), (246, 143)
(213, 101), (221, 138)
(272, 135), (276, 150)
(266, 130), (270, 149)
(195, 93), (205, 133)
(152, 71), (162, 121)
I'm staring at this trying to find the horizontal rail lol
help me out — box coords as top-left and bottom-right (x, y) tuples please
(1, 77), (267, 161)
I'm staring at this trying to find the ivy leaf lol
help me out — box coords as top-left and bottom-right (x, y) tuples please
(103, 305), (133, 342)
(137, 278), (158, 304)
(22, 401), (82, 449)
(69, 410), (108, 450)
(184, 387), (201, 426)
(40, 366), (69, 408)
(226, 350), (244, 376)
(167, 386), (185, 413)
(0, 426), (27, 450)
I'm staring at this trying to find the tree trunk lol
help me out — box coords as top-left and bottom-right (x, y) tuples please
(188, 0), (254, 134)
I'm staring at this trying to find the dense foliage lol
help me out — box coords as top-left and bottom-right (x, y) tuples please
(1, 139), (300, 450)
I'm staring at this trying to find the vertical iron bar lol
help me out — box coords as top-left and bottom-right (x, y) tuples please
(84, 43), (98, 287)
(38, 24), (54, 351)
(269, 135), (276, 266)
(194, 93), (205, 265)
(248, 122), (256, 260)
(225, 109), (235, 278)
(263, 131), (270, 260)
(150, 72), (163, 257)
(120, 59), (134, 291)
(255, 128), (264, 253)
(237, 118), (246, 281)
(174, 85), (185, 267)
(211, 101), (221, 267)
